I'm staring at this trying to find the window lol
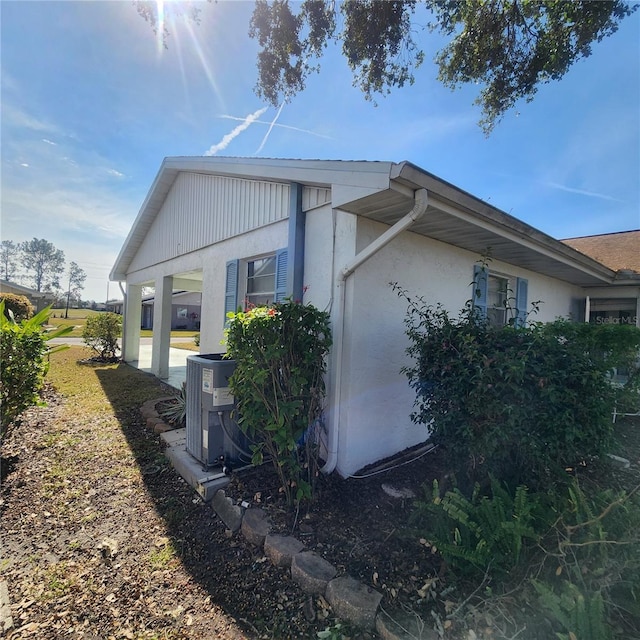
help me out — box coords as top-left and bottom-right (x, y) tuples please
(224, 249), (288, 322)
(487, 274), (508, 327)
(589, 298), (638, 326)
(246, 256), (276, 307)
(473, 265), (528, 328)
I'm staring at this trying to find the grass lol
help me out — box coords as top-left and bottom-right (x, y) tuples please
(47, 308), (100, 336)
(46, 346), (166, 413)
(170, 340), (200, 351)
(46, 309), (200, 339)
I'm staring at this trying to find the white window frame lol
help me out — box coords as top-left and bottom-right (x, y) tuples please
(241, 253), (277, 308)
(486, 272), (510, 327)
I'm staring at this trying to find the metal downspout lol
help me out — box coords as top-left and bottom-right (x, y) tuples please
(321, 188), (429, 474)
(119, 282), (126, 362)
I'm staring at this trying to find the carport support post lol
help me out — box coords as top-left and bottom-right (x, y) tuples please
(122, 284), (142, 363)
(151, 276), (173, 379)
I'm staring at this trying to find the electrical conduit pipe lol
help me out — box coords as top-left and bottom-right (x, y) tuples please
(321, 188), (429, 474)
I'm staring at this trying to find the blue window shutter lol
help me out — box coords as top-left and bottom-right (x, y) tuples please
(274, 248), (288, 302)
(473, 265), (488, 318)
(515, 277), (528, 327)
(224, 259), (239, 321)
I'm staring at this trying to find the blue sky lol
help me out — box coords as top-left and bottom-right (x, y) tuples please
(1, 1), (639, 302)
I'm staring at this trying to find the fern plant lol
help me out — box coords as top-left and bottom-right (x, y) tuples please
(413, 477), (546, 578)
(532, 580), (610, 640)
(533, 480), (640, 638)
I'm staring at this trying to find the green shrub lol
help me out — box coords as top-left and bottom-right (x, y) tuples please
(0, 301), (72, 439)
(396, 285), (640, 490)
(225, 301), (332, 506)
(193, 332), (200, 347)
(0, 293), (34, 322)
(82, 312), (122, 360)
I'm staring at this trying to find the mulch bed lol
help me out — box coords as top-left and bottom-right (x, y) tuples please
(2, 382), (639, 639)
(0, 385), (449, 640)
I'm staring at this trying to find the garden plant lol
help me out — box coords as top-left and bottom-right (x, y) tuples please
(82, 311), (122, 360)
(225, 300), (332, 506)
(0, 299), (72, 439)
(395, 279), (640, 638)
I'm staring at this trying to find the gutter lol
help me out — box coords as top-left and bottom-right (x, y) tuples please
(321, 188), (429, 474)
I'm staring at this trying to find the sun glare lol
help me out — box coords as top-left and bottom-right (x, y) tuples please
(151, 0), (225, 109)
(155, 0), (165, 55)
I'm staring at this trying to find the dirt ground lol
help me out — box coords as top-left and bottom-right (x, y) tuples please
(2, 363), (639, 639)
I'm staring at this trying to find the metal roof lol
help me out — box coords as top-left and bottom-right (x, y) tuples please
(111, 156), (620, 288)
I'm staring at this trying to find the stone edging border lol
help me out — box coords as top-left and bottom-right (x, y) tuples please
(140, 396), (178, 434)
(141, 396), (437, 639)
(210, 494), (437, 639)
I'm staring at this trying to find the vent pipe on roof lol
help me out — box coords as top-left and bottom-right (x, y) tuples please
(321, 188), (429, 475)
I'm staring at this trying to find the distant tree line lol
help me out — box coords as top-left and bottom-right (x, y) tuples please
(0, 238), (87, 315)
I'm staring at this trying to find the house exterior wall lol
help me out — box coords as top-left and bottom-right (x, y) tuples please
(128, 173), (291, 273)
(115, 161), (626, 480)
(198, 221), (290, 353)
(333, 216), (586, 476)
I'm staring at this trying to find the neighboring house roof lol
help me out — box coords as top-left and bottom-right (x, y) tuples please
(110, 156), (625, 288)
(0, 281), (56, 300)
(561, 230), (640, 274)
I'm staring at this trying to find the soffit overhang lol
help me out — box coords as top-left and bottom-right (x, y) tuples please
(111, 157), (618, 288)
(338, 162), (616, 288)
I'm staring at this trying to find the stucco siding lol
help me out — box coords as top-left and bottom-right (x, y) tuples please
(335, 216), (586, 476)
(198, 221), (290, 352)
(302, 204), (335, 309)
(128, 173), (290, 273)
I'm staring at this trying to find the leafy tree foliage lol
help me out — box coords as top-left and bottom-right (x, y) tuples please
(64, 261), (87, 318)
(248, 0), (636, 132)
(20, 238), (65, 293)
(135, 1), (635, 131)
(430, 0), (637, 132)
(0, 240), (20, 282)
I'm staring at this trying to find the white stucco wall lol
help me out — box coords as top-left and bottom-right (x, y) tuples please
(333, 216), (586, 477)
(199, 222), (290, 352)
(126, 220), (289, 353)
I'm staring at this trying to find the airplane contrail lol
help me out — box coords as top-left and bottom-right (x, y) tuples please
(255, 102), (285, 155)
(219, 114), (333, 139)
(204, 107), (268, 156)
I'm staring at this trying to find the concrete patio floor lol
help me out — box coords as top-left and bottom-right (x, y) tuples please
(131, 345), (234, 499)
(131, 344), (189, 390)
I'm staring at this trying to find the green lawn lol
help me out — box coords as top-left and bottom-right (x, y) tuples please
(47, 309), (200, 339)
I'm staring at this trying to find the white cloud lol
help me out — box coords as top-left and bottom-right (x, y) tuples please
(42, 138), (57, 145)
(204, 107), (268, 155)
(107, 168), (125, 178)
(2, 104), (61, 135)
